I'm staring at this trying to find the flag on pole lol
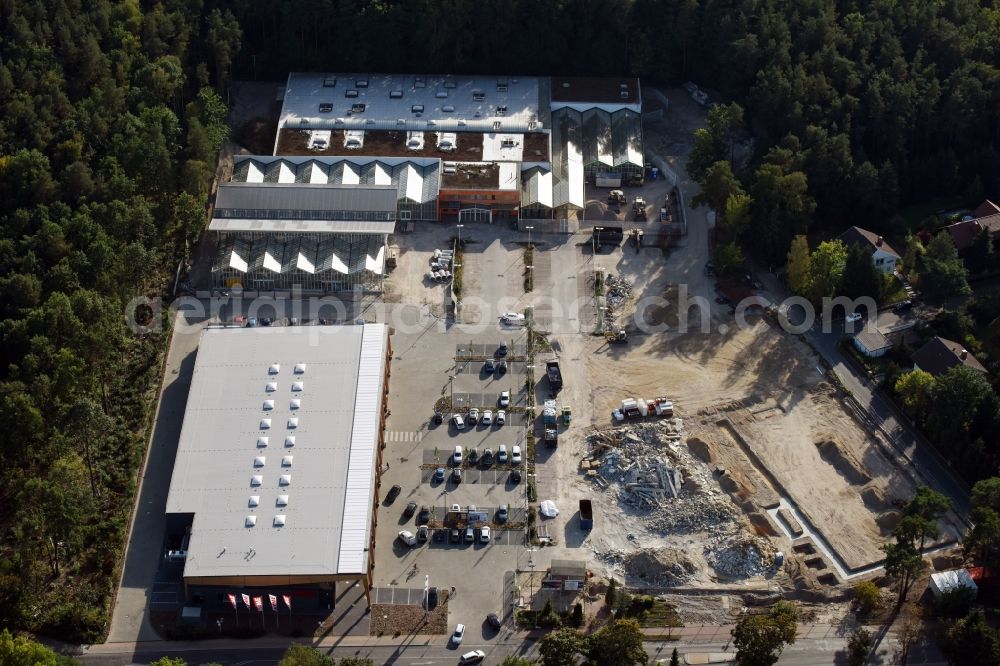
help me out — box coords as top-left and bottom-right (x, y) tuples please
(227, 593), (238, 609)
(242, 593), (251, 608)
(269, 594), (278, 611)
(283, 594), (292, 610)
(253, 595), (264, 612)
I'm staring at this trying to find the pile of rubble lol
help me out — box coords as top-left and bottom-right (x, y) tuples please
(707, 535), (776, 579)
(605, 274), (633, 307)
(602, 547), (698, 587)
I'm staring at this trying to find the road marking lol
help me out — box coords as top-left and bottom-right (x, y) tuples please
(386, 431), (424, 443)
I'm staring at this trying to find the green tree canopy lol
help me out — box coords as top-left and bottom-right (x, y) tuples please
(807, 240), (847, 304)
(943, 609), (1000, 666)
(539, 627), (587, 666)
(692, 161), (744, 214)
(587, 618), (648, 666)
(786, 235), (811, 296)
(732, 601), (798, 666)
(278, 645), (334, 666)
(920, 233), (971, 302)
(840, 242), (883, 302)
(895, 370), (936, 416)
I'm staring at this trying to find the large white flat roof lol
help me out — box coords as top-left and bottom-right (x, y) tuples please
(166, 324), (388, 578)
(280, 73), (543, 133)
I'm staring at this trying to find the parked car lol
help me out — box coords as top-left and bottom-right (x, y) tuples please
(498, 445), (508, 464)
(453, 445), (463, 464)
(479, 526), (491, 543)
(485, 358), (496, 372)
(459, 650), (484, 665)
(464, 527), (475, 543)
(428, 585), (439, 606)
(486, 613), (502, 630)
(459, 650), (485, 664)
(449, 529), (461, 543)
(468, 408), (479, 424)
(510, 469), (521, 483)
(398, 530), (417, 546)
(481, 410), (493, 425)
(511, 445), (522, 464)
(403, 501), (417, 518)
(894, 300), (914, 313)
(452, 414), (466, 430)
(498, 343), (509, 357)
(482, 448), (494, 466)
(417, 525), (428, 543)
(499, 390), (510, 407)
(417, 506), (430, 524)
(468, 448), (479, 465)
(433, 411), (443, 425)
(497, 504), (509, 522)
(385, 484), (402, 504)
(433, 467), (445, 482)
(498, 359), (508, 374)
(496, 409), (506, 425)
(452, 468), (462, 483)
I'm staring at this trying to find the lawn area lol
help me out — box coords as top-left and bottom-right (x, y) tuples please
(634, 599), (683, 628)
(881, 274), (909, 306)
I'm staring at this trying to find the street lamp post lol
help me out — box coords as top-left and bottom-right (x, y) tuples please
(456, 223), (464, 248)
(592, 226), (604, 257)
(525, 225), (534, 250)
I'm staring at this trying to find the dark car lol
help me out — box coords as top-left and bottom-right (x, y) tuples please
(259, 317), (273, 326)
(498, 343), (509, 357)
(497, 505), (509, 522)
(468, 448), (479, 465)
(385, 484), (402, 504)
(498, 359), (508, 375)
(481, 448), (494, 467)
(417, 525), (428, 543)
(449, 528), (461, 543)
(417, 505), (430, 524)
(510, 469), (521, 483)
(433, 467), (446, 483)
(452, 467), (462, 483)
(486, 613), (502, 630)
(403, 501), (417, 518)
(428, 586), (439, 608)
(433, 411), (444, 425)
(893, 300), (913, 313)
(433, 529), (446, 543)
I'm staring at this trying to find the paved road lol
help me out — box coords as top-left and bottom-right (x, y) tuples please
(79, 631), (945, 665)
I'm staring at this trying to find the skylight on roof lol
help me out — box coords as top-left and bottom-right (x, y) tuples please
(266, 382), (277, 392)
(287, 417), (298, 429)
(276, 494), (288, 506)
(250, 475), (262, 486)
(290, 399), (301, 410)
(279, 474), (291, 486)
(263, 400), (274, 410)
(257, 436), (269, 448)
(294, 363), (306, 374)
(268, 363), (280, 374)
(284, 436), (295, 447)
(253, 456), (266, 467)
(282, 455), (293, 467)
(259, 419), (271, 429)
(273, 515), (286, 527)
(292, 381), (304, 392)
(248, 495), (260, 507)
(246, 515), (257, 527)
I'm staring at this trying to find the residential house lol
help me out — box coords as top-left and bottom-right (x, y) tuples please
(912, 336), (988, 377)
(838, 226), (900, 274)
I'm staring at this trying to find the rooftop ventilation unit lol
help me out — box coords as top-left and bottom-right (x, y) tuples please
(435, 91), (448, 99)
(414, 76), (426, 88)
(248, 495), (260, 507)
(411, 104), (424, 113)
(253, 456), (266, 467)
(355, 79), (369, 88)
(620, 91), (629, 99)
(497, 80), (509, 92)
(493, 121), (502, 130)
(390, 90), (403, 99)
(496, 105), (508, 116)
(279, 474), (291, 486)
(276, 495), (289, 506)
(287, 417), (298, 428)
(257, 436), (269, 448)
(443, 79), (457, 89)
(442, 105), (455, 113)
(289, 399), (301, 410)
(273, 515), (286, 527)
(284, 436), (295, 447)
(292, 381), (304, 392)
(294, 363), (306, 374)
(345, 89), (359, 98)
(265, 382), (277, 392)
(262, 400), (274, 410)
(246, 515), (257, 527)
(528, 121), (538, 130)
(351, 103), (366, 113)
(323, 77), (337, 87)
(259, 418), (271, 429)
(473, 91), (485, 102)
(282, 455), (293, 467)
(250, 475), (262, 486)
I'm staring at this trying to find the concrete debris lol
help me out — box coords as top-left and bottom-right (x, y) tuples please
(602, 547), (698, 587)
(605, 274), (633, 308)
(707, 535), (776, 579)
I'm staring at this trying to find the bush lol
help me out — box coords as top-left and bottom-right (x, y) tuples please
(936, 586), (978, 618)
(853, 580), (880, 615)
(538, 600), (561, 628)
(571, 602), (584, 627)
(605, 578), (618, 607)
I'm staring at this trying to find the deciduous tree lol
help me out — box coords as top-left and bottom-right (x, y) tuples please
(731, 601), (798, 666)
(587, 618), (648, 666)
(786, 235), (811, 296)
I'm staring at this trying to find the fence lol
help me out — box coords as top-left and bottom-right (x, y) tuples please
(517, 218), (573, 234)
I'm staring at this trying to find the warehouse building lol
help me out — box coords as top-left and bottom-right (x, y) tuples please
(165, 324), (391, 610)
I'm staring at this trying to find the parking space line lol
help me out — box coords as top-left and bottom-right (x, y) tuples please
(385, 431), (424, 443)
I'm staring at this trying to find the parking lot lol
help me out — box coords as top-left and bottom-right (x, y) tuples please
(373, 291), (532, 635)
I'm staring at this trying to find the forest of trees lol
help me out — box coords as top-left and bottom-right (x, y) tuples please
(0, 0), (237, 641)
(2, 0), (1000, 644)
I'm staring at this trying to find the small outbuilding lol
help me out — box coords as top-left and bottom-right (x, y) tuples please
(929, 569), (978, 599)
(542, 559), (588, 591)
